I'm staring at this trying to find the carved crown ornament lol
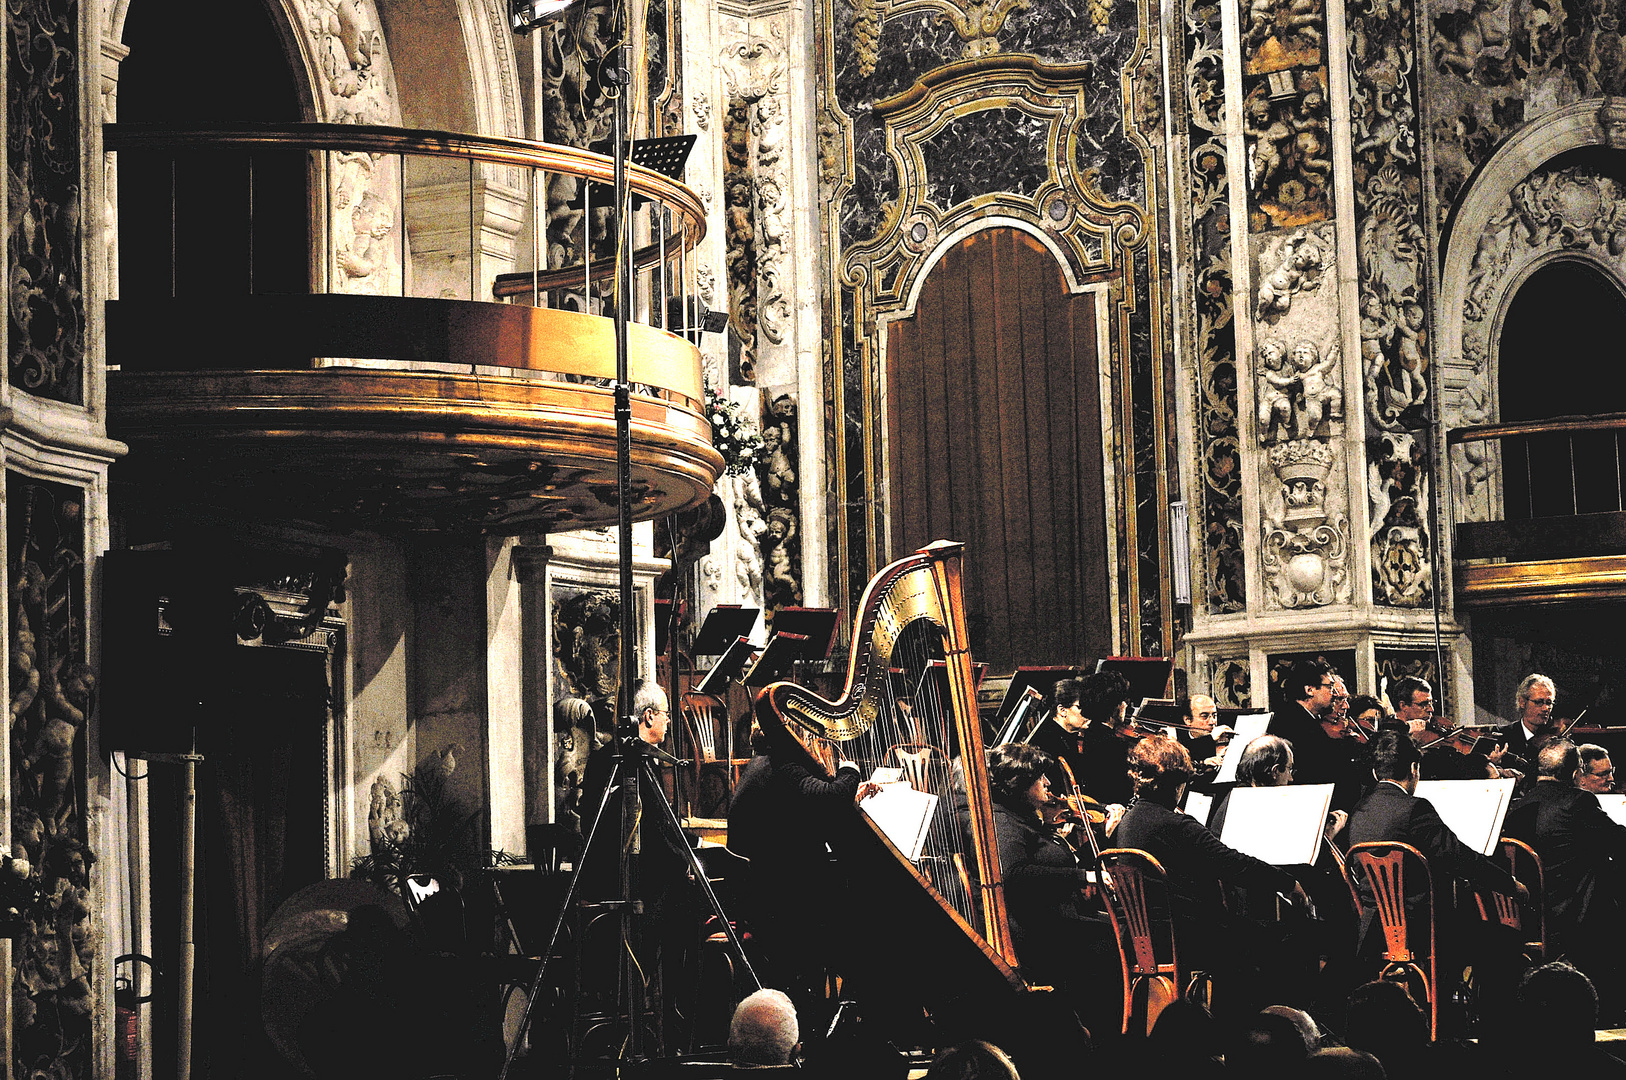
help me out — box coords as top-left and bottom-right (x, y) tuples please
(839, 57), (1146, 313)
(851, 0), (1035, 75)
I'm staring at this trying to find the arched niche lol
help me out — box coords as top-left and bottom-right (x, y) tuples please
(878, 223), (1114, 671)
(1438, 100), (1626, 525)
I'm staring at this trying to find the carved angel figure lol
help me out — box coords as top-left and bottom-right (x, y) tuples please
(1256, 339), (1296, 442)
(1294, 340), (1342, 438)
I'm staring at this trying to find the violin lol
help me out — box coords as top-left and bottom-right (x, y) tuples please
(1339, 714), (1376, 743)
(1414, 720), (1501, 757)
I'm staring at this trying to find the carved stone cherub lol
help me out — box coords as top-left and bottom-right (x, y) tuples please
(1256, 338), (1296, 442)
(1255, 229), (1326, 320)
(1293, 340), (1342, 438)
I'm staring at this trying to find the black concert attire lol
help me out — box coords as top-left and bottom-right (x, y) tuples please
(991, 794), (1115, 1026)
(1496, 720), (1544, 764)
(1114, 798), (1313, 1017)
(728, 737), (861, 1012)
(1027, 718), (1090, 795)
(1028, 717), (1133, 807)
(1269, 703), (1364, 811)
(1503, 780), (1626, 973)
(1418, 733), (1495, 781)
(1344, 780), (1523, 1019)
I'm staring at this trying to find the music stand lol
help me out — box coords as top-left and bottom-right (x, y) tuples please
(570, 134), (699, 209)
(692, 604), (760, 657)
(743, 632), (810, 688)
(996, 666), (1075, 722)
(1096, 656), (1175, 701)
(771, 606), (842, 659)
(695, 635), (756, 698)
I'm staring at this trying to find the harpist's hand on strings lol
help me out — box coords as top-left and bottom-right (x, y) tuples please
(855, 781), (882, 801)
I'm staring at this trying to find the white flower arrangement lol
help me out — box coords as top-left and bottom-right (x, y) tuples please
(704, 387), (764, 477)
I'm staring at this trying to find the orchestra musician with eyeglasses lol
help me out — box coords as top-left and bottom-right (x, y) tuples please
(1268, 660), (1364, 813)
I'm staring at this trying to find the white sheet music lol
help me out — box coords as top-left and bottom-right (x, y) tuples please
(1220, 784), (1333, 865)
(1213, 713), (1273, 785)
(1596, 793), (1626, 828)
(1413, 778), (1517, 856)
(1182, 790), (1213, 826)
(861, 782), (939, 862)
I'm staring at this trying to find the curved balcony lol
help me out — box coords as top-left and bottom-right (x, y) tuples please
(1449, 414), (1626, 604)
(105, 122), (722, 534)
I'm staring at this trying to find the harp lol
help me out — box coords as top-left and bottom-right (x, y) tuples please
(753, 541), (1029, 1004)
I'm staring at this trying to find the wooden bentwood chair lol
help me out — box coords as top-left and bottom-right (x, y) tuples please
(1481, 837), (1545, 966)
(1097, 848), (1204, 1036)
(1346, 841), (1438, 1041)
(679, 691), (751, 817)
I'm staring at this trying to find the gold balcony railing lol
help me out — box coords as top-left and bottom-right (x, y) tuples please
(104, 122), (723, 534)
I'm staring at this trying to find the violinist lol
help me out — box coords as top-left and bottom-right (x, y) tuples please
(1496, 673), (1557, 763)
(1029, 672), (1133, 806)
(1180, 693), (1235, 770)
(1268, 659), (1362, 812)
(986, 743), (1117, 1023)
(1399, 676), (1512, 781)
(1347, 694), (1388, 738)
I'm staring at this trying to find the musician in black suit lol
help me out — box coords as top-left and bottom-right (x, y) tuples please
(1502, 736), (1626, 979)
(1344, 730), (1528, 1024)
(1268, 659), (1362, 811)
(1498, 673), (1556, 764)
(1113, 735), (1314, 1017)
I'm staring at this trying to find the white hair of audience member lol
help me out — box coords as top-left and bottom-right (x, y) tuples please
(728, 988), (800, 1066)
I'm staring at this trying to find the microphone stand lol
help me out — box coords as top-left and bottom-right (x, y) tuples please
(496, 23), (760, 1077)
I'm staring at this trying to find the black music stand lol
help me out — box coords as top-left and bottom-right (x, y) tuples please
(692, 604), (760, 657)
(995, 666), (1076, 722)
(771, 606), (842, 660)
(1096, 656), (1175, 702)
(695, 635), (757, 699)
(570, 134), (699, 210)
(742, 632), (810, 688)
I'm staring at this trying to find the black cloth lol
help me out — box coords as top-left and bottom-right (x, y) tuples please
(1419, 738), (1494, 781)
(1503, 780), (1626, 958)
(1114, 798), (1311, 1016)
(1029, 718), (1131, 805)
(1497, 720), (1544, 763)
(991, 798), (1114, 1003)
(1345, 781), (1516, 906)
(1268, 703), (1365, 811)
(578, 739), (693, 910)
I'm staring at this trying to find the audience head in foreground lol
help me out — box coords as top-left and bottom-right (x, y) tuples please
(924, 1040), (1021, 1080)
(729, 989), (800, 1067)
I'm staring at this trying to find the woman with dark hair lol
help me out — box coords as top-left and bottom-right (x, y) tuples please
(986, 742), (1115, 1025)
(1113, 735), (1315, 1018)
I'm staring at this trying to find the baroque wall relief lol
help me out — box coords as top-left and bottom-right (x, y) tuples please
(1349, 0), (1435, 609)
(1446, 164), (1626, 521)
(1425, 0), (1626, 236)
(1250, 223), (1352, 608)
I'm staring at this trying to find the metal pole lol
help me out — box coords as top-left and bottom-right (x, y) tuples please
(177, 753), (201, 1080)
(611, 35), (645, 1061)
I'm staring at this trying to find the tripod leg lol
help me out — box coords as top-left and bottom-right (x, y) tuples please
(637, 755), (763, 992)
(496, 754), (629, 1080)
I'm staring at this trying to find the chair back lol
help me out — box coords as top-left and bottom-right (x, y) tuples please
(681, 692), (726, 764)
(1097, 847), (1183, 1036)
(1347, 840), (1437, 1040)
(885, 742), (949, 796)
(1496, 836), (1546, 963)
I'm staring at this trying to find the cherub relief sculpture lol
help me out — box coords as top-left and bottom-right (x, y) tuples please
(1255, 229), (1327, 321)
(1256, 339), (1296, 442)
(1293, 340), (1342, 438)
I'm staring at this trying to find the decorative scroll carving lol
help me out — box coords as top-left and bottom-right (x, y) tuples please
(841, 59), (1145, 315)
(1243, 0), (1325, 70)
(9, 474), (96, 1080)
(8, 0), (85, 403)
(540, 0), (618, 275)
(1209, 656), (1253, 709)
(1450, 167), (1626, 520)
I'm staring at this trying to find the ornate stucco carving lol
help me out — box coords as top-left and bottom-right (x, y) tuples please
(1250, 221), (1349, 609)
(840, 57), (1144, 314)
(693, 88), (712, 130)
(1451, 166), (1626, 520)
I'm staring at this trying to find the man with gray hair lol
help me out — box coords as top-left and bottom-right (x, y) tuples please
(728, 988), (800, 1068)
(1504, 734), (1626, 970)
(1499, 673), (1556, 762)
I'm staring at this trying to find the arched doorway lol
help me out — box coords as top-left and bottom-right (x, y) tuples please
(884, 226), (1111, 672)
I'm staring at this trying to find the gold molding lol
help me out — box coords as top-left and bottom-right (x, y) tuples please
(1457, 556), (1626, 605)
